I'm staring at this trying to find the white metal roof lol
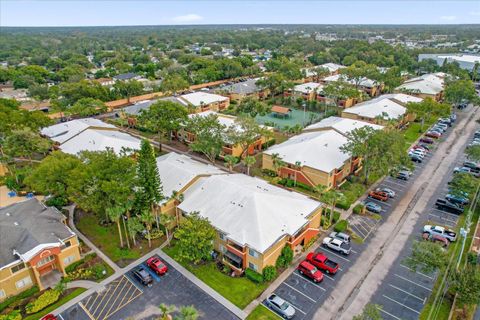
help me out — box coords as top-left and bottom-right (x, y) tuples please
(59, 128), (141, 155)
(320, 63), (346, 73)
(304, 116), (383, 135)
(294, 82), (323, 94)
(188, 110), (237, 129)
(41, 118), (116, 144)
(322, 74), (377, 88)
(264, 130), (350, 173)
(342, 95), (410, 120)
(396, 73), (445, 95)
(180, 92), (228, 107)
(178, 174), (322, 253)
(155, 152), (225, 202)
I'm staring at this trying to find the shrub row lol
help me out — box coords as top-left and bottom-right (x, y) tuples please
(245, 268), (263, 283)
(0, 310), (22, 320)
(334, 220), (348, 233)
(0, 287), (39, 313)
(353, 204), (365, 215)
(64, 253), (97, 273)
(25, 289), (60, 314)
(277, 178), (314, 192)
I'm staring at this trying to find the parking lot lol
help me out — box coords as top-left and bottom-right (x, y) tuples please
(60, 254), (239, 320)
(368, 116), (472, 320)
(261, 114), (461, 320)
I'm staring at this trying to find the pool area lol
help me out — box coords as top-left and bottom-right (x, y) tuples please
(255, 108), (322, 130)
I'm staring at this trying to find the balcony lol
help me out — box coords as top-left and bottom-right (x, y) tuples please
(227, 242), (245, 256)
(223, 251), (243, 270)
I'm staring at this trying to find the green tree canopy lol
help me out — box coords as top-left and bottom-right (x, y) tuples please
(68, 98), (107, 117)
(138, 100), (188, 142)
(187, 113), (226, 163)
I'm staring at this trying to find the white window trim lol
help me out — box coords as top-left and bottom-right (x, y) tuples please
(0, 289), (5, 298)
(15, 277), (32, 289)
(249, 262), (258, 271)
(249, 248), (259, 258)
(63, 255), (75, 266)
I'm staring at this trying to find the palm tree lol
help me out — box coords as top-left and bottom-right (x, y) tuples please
(127, 217), (143, 247)
(160, 213), (175, 246)
(321, 189), (346, 227)
(107, 206), (124, 248)
(170, 190), (185, 225)
(177, 306), (199, 320)
(223, 155), (239, 173)
(122, 200), (133, 249)
(472, 62), (479, 82)
(158, 303), (176, 320)
(242, 155), (256, 176)
(293, 161), (302, 186)
(271, 153), (286, 176)
(140, 209), (155, 248)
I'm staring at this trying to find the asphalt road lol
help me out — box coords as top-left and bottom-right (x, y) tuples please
(59, 255), (239, 320)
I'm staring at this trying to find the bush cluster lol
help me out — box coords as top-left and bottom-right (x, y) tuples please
(0, 310), (22, 320)
(277, 178), (314, 192)
(25, 289), (60, 314)
(353, 204), (365, 215)
(261, 169), (277, 177)
(262, 266), (277, 282)
(334, 220), (348, 233)
(245, 268), (263, 283)
(276, 246), (294, 269)
(0, 286), (39, 313)
(262, 138), (276, 150)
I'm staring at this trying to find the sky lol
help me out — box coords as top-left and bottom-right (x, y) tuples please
(1, 1), (480, 27)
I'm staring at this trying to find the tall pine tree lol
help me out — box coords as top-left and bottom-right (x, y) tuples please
(135, 139), (164, 229)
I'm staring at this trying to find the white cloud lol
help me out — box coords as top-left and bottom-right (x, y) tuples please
(440, 15), (457, 21)
(470, 11), (480, 16)
(172, 14), (203, 23)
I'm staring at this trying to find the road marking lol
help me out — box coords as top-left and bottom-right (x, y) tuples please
(78, 302), (95, 320)
(368, 198), (392, 207)
(90, 279), (118, 316)
(378, 307), (402, 320)
(428, 212), (458, 224)
(399, 264), (435, 280)
(95, 275), (125, 318)
(382, 295), (420, 314)
(318, 247), (351, 262)
(430, 208), (461, 219)
(107, 287), (143, 320)
(99, 276), (132, 320)
(382, 181), (405, 190)
(351, 225), (366, 238)
(394, 274), (432, 291)
(58, 314), (65, 320)
(283, 282), (317, 302)
(288, 302), (307, 315)
(292, 272), (327, 290)
(389, 284), (425, 302)
(351, 249), (358, 254)
(385, 178), (407, 187)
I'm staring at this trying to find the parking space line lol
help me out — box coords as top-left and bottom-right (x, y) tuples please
(99, 276), (133, 320)
(353, 221), (369, 234)
(292, 272), (327, 290)
(78, 302), (95, 320)
(378, 307), (402, 320)
(399, 264), (435, 280)
(351, 225), (366, 239)
(318, 248), (351, 262)
(108, 288), (143, 320)
(382, 295), (420, 314)
(58, 314), (65, 320)
(288, 302), (307, 315)
(428, 213), (458, 224)
(394, 274), (432, 291)
(368, 198), (392, 207)
(385, 178), (407, 188)
(430, 208), (461, 219)
(389, 284), (425, 302)
(360, 218), (376, 229)
(90, 280), (118, 316)
(95, 276), (125, 318)
(283, 282), (317, 302)
(382, 181), (405, 189)
(428, 214), (457, 226)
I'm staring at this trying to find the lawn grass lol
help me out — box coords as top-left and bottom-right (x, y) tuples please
(246, 305), (279, 320)
(338, 181), (367, 209)
(163, 244), (268, 309)
(76, 212), (164, 267)
(23, 288), (86, 320)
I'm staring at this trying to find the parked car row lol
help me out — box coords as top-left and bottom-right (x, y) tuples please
(412, 115), (456, 162)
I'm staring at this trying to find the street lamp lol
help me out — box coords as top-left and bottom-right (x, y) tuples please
(302, 102), (306, 126)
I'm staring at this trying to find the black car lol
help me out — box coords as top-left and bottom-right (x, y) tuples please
(132, 266), (153, 287)
(410, 154), (423, 163)
(463, 161), (480, 172)
(435, 199), (464, 215)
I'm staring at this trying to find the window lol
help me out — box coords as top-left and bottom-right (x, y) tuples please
(15, 277), (32, 289)
(219, 245), (226, 253)
(37, 256), (55, 267)
(63, 255), (75, 266)
(0, 290), (5, 299)
(64, 240), (71, 248)
(248, 262), (258, 271)
(11, 263), (25, 274)
(219, 232), (226, 241)
(249, 248), (259, 258)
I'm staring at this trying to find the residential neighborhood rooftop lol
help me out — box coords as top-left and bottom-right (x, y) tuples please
(304, 116), (383, 135)
(178, 174), (322, 253)
(222, 78), (261, 95)
(0, 199), (74, 267)
(155, 152), (225, 202)
(396, 73), (445, 95)
(343, 94), (420, 120)
(322, 74), (377, 88)
(264, 130), (350, 173)
(179, 91), (229, 107)
(293, 82), (323, 94)
(40, 118), (116, 144)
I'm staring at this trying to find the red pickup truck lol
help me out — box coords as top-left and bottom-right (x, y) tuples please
(306, 252), (339, 274)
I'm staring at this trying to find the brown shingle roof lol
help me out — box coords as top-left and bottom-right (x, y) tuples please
(271, 105), (291, 114)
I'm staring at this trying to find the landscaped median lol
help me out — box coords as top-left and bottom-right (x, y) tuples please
(163, 243), (269, 309)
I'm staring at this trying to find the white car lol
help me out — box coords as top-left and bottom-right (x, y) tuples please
(323, 237), (351, 255)
(423, 225), (457, 242)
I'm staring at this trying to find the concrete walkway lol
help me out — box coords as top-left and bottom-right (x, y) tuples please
(315, 107), (480, 319)
(64, 204), (122, 274)
(66, 280), (97, 290)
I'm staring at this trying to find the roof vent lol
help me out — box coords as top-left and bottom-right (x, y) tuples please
(13, 222), (19, 226)
(6, 212), (10, 216)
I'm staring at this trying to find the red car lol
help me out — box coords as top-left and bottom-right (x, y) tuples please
(368, 191), (388, 202)
(146, 256), (168, 275)
(419, 137), (434, 144)
(306, 252), (339, 274)
(297, 260), (323, 283)
(41, 315), (57, 320)
(425, 131), (441, 139)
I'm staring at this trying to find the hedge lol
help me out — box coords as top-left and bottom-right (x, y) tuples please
(245, 268), (264, 283)
(0, 287), (39, 313)
(25, 290), (60, 314)
(353, 204), (365, 215)
(261, 169), (277, 177)
(262, 266), (277, 282)
(64, 253), (97, 273)
(262, 139), (276, 150)
(334, 220), (348, 233)
(0, 310), (22, 320)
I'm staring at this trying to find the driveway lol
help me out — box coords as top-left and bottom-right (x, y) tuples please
(59, 255), (240, 320)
